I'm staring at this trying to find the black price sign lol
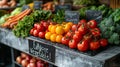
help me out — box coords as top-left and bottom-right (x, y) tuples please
(65, 11), (79, 24)
(22, 5), (30, 11)
(34, 1), (43, 10)
(28, 40), (55, 63)
(55, 4), (71, 12)
(86, 10), (102, 23)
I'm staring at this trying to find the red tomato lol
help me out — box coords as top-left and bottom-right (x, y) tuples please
(77, 40), (89, 52)
(73, 34), (82, 43)
(66, 31), (74, 38)
(33, 29), (39, 37)
(83, 34), (92, 43)
(38, 32), (45, 38)
(40, 20), (45, 25)
(90, 41), (100, 51)
(78, 23), (88, 35)
(34, 23), (39, 29)
(61, 36), (70, 46)
(30, 28), (35, 35)
(71, 24), (77, 31)
(36, 24), (46, 32)
(78, 19), (87, 27)
(69, 39), (77, 49)
(75, 30), (82, 36)
(43, 22), (49, 29)
(87, 20), (97, 28)
(100, 39), (108, 47)
(91, 28), (101, 37)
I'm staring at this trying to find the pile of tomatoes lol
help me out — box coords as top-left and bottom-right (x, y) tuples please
(30, 19), (108, 52)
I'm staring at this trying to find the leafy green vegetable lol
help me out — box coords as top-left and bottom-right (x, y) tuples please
(99, 8), (120, 45)
(13, 10), (52, 38)
(52, 10), (65, 24)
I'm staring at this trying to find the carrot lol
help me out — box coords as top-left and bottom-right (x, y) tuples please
(2, 9), (31, 27)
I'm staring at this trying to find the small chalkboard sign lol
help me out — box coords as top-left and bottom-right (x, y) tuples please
(34, 1), (43, 10)
(28, 40), (55, 63)
(65, 11), (79, 24)
(86, 10), (102, 23)
(22, 5), (30, 11)
(55, 4), (71, 12)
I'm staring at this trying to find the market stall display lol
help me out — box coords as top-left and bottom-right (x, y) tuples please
(0, 0), (120, 67)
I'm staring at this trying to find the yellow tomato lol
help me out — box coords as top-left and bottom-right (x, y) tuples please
(45, 32), (52, 40)
(67, 22), (73, 27)
(50, 34), (57, 42)
(64, 23), (72, 33)
(62, 22), (67, 25)
(48, 25), (52, 32)
(56, 35), (63, 43)
(55, 26), (64, 35)
(50, 25), (57, 34)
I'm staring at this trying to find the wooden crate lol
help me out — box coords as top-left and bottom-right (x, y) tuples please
(110, 0), (120, 9)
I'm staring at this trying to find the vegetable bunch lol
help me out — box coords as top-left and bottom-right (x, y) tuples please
(99, 8), (120, 45)
(13, 10), (52, 38)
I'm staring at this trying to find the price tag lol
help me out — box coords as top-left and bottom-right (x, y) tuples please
(55, 4), (71, 12)
(34, 1), (43, 10)
(22, 5), (30, 11)
(65, 11), (79, 24)
(86, 10), (102, 23)
(28, 40), (55, 63)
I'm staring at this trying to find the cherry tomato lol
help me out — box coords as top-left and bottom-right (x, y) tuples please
(45, 32), (52, 40)
(43, 22), (49, 29)
(69, 39), (77, 49)
(55, 26), (64, 35)
(90, 41), (100, 51)
(38, 32), (45, 38)
(30, 28), (35, 35)
(100, 39), (108, 47)
(78, 19), (87, 27)
(61, 36), (70, 46)
(91, 28), (101, 37)
(73, 34), (82, 43)
(71, 24), (77, 31)
(77, 40), (89, 52)
(56, 35), (63, 43)
(87, 20), (97, 28)
(34, 23), (39, 29)
(36, 24), (45, 32)
(65, 30), (74, 38)
(78, 23), (88, 35)
(50, 34), (57, 42)
(33, 29), (39, 37)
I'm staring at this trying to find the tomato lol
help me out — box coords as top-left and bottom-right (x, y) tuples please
(50, 34), (57, 42)
(45, 32), (52, 40)
(43, 22), (49, 29)
(51, 25), (57, 34)
(91, 28), (101, 37)
(64, 23), (71, 33)
(33, 29), (39, 37)
(61, 36), (70, 45)
(34, 23), (39, 29)
(77, 40), (89, 52)
(100, 39), (108, 47)
(71, 24), (77, 31)
(66, 30), (74, 38)
(56, 35), (63, 43)
(69, 39), (77, 49)
(75, 30), (82, 36)
(83, 34), (92, 43)
(90, 41), (100, 51)
(55, 26), (64, 35)
(73, 34), (82, 43)
(38, 32), (45, 38)
(67, 22), (73, 27)
(87, 20), (97, 28)
(78, 19), (87, 27)
(36, 24), (45, 32)
(30, 28), (35, 35)
(78, 23), (88, 35)
(48, 25), (52, 32)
